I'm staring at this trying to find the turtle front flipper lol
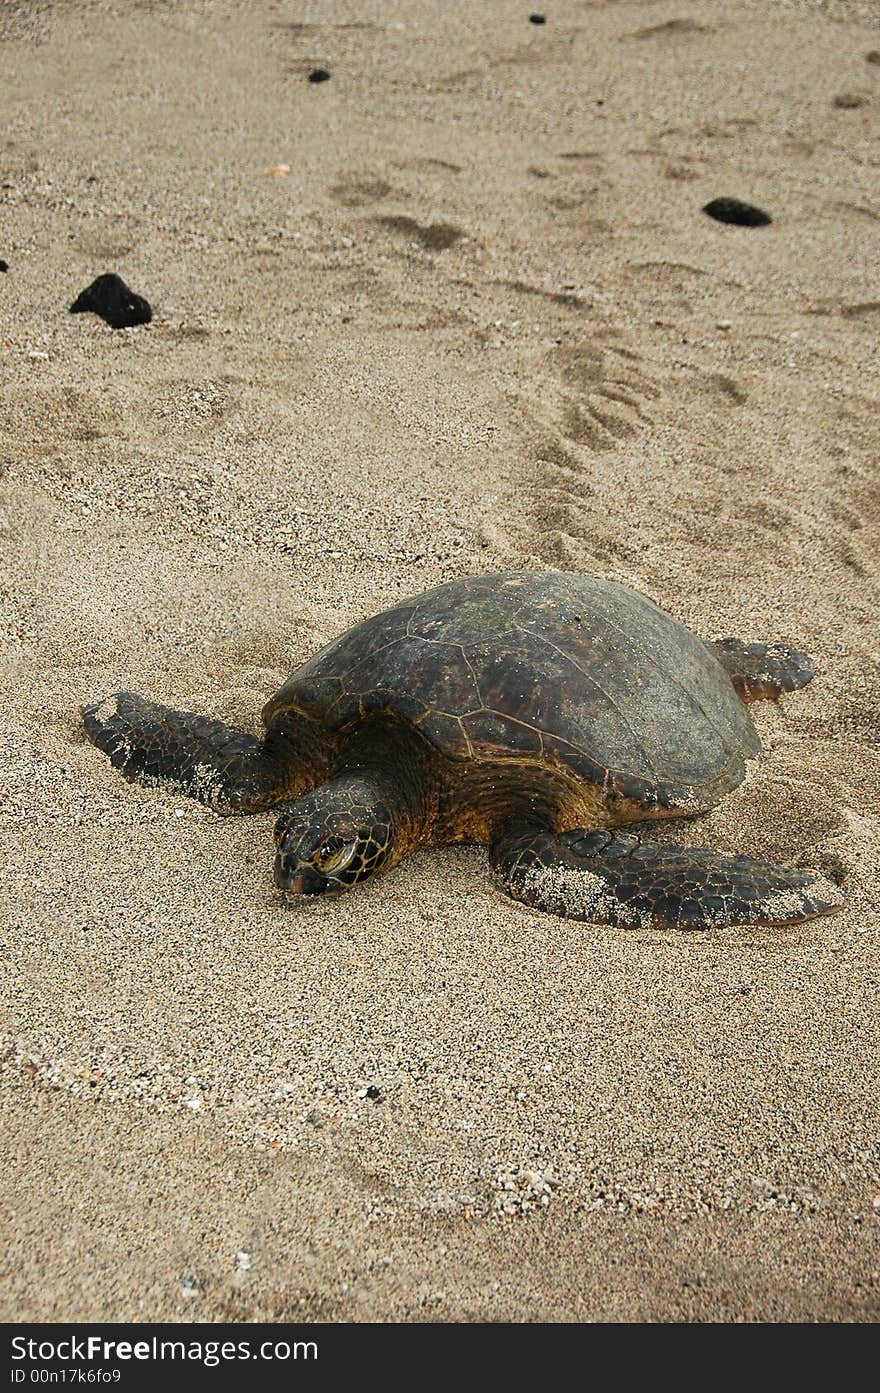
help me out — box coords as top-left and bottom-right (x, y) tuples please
(491, 828), (843, 929)
(709, 639), (815, 702)
(82, 692), (280, 814)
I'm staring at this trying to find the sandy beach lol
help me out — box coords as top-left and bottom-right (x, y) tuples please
(1, 0), (878, 1321)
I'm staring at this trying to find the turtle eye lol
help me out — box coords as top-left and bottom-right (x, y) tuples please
(317, 837), (356, 873)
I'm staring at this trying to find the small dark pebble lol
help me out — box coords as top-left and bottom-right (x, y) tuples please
(365, 1085), (383, 1101)
(0, 260), (7, 273)
(69, 273), (152, 329)
(529, 13), (546, 23)
(867, 51), (880, 65)
(703, 197), (772, 227)
(308, 68), (331, 83)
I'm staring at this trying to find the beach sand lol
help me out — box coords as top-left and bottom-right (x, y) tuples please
(1, 0), (878, 1321)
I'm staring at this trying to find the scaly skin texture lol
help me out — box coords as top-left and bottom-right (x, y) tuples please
(273, 778), (396, 895)
(273, 724), (436, 896)
(81, 693), (327, 812)
(708, 639), (816, 703)
(490, 828), (844, 930)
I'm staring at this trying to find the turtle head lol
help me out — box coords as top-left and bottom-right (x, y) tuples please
(273, 779), (394, 899)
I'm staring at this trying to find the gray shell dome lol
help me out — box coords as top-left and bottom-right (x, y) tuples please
(263, 571), (760, 813)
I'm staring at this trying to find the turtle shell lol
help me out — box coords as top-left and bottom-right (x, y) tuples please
(263, 571), (760, 812)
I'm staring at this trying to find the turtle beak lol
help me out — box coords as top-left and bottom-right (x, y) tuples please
(274, 857), (328, 898)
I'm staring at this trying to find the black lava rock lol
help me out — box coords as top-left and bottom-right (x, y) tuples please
(308, 68), (331, 83)
(529, 13), (547, 22)
(69, 273), (152, 328)
(702, 198), (772, 228)
(0, 260), (7, 273)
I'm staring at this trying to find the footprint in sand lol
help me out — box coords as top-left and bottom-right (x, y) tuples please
(373, 215), (466, 251)
(328, 176), (393, 208)
(512, 337), (661, 570)
(527, 339), (660, 455)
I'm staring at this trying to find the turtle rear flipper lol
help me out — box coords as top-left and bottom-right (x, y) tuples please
(710, 638), (815, 702)
(491, 828), (843, 929)
(82, 692), (279, 813)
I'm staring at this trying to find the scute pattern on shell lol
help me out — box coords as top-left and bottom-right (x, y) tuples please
(263, 572), (760, 813)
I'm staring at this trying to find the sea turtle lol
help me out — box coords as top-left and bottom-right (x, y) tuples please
(82, 571), (843, 929)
